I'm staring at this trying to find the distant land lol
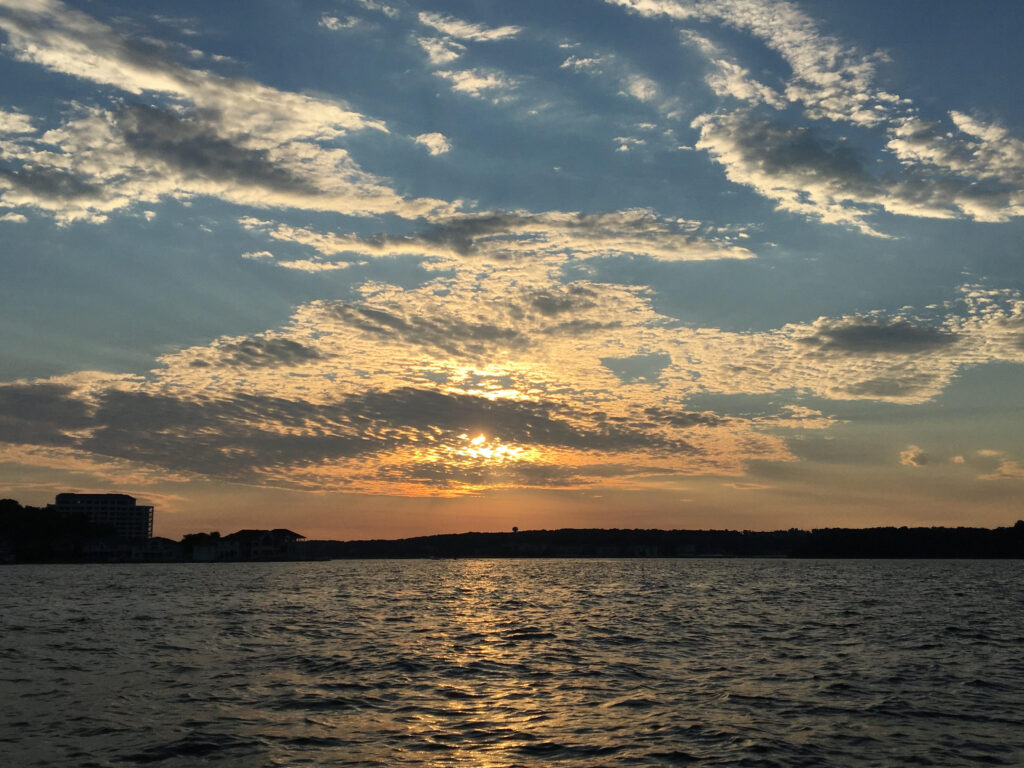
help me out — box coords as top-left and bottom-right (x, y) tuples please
(2, 498), (1024, 563)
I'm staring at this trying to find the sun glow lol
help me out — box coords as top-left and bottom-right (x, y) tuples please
(456, 433), (528, 462)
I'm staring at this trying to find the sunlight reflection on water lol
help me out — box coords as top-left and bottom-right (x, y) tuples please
(1, 559), (1023, 766)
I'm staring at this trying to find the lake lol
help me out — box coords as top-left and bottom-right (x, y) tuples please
(1, 559), (1022, 766)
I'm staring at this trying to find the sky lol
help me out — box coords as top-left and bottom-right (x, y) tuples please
(1, 0), (1024, 539)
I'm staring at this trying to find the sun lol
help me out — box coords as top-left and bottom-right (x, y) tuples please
(457, 433), (526, 461)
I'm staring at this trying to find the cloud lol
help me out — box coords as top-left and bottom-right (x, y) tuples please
(556, 45), (682, 118)
(885, 112), (1024, 223)
(418, 12), (521, 42)
(693, 111), (893, 236)
(622, 74), (659, 103)
(679, 28), (782, 109)
(0, 166), (103, 202)
(607, 0), (892, 125)
(275, 259), (350, 273)
(0, 379), (732, 494)
(682, 288), (1024, 404)
(899, 445), (929, 467)
(798, 317), (958, 355)
(0, 109), (33, 133)
(0, 0), (456, 222)
(327, 303), (524, 358)
(6, 273), (1024, 495)
(0, 103), (450, 222)
(1, 263), (837, 494)
(705, 59), (785, 108)
(198, 337), (326, 368)
(415, 132), (451, 155)
(417, 36), (465, 65)
(680, 31), (785, 109)
(0, 211), (27, 222)
(614, 136), (646, 152)
(561, 55), (605, 74)
(0, 383), (92, 446)
(116, 105), (316, 193)
(435, 68), (517, 99)
(528, 286), (599, 316)
(318, 15), (360, 32)
(240, 208), (756, 270)
(605, 0), (1024, 233)
(691, 110), (1024, 235)
(644, 407), (724, 428)
(354, 0), (399, 19)
(0, 1), (383, 139)
(978, 460), (1024, 481)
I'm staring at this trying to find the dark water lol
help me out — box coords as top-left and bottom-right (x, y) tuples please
(1, 559), (1023, 767)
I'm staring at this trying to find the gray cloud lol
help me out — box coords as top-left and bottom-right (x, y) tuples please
(210, 337), (325, 368)
(743, 121), (876, 195)
(0, 167), (103, 201)
(0, 383), (92, 446)
(329, 303), (523, 357)
(375, 458), (676, 489)
(342, 387), (686, 454)
(247, 208), (754, 267)
(529, 286), (598, 316)
(84, 389), (369, 477)
(695, 104), (1024, 235)
(644, 407), (724, 428)
(0, 1), (456, 223)
(0, 383), (695, 486)
(116, 105), (316, 193)
(840, 374), (939, 399)
(800, 317), (958, 355)
(540, 319), (624, 335)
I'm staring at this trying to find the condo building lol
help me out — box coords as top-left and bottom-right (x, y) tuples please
(49, 493), (154, 540)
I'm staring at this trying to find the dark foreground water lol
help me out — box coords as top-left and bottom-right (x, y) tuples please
(1, 559), (1023, 767)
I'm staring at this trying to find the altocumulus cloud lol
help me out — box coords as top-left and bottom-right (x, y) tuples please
(6, 269), (1024, 495)
(606, 0), (1024, 234)
(238, 208), (754, 271)
(0, 0), (453, 222)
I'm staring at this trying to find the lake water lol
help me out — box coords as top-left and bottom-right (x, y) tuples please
(1, 559), (1022, 766)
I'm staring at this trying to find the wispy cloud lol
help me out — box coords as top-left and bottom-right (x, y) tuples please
(418, 12), (521, 42)
(239, 209), (756, 269)
(682, 31), (785, 109)
(417, 36), (465, 65)
(561, 55), (606, 74)
(608, 0), (892, 125)
(435, 68), (517, 99)
(355, 0), (398, 19)
(318, 15), (360, 32)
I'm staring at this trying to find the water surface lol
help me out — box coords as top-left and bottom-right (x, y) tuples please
(1, 559), (1022, 766)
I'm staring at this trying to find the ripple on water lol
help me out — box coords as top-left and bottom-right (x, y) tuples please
(1, 559), (1023, 767)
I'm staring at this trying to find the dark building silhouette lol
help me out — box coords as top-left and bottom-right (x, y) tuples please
(180, 529), (304, 561)
(48, 493), (153, 540)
